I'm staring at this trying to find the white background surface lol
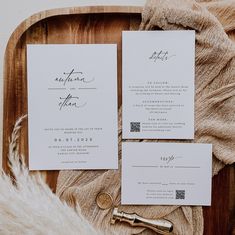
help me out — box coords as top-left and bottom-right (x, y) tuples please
(0, 0), (145, 167)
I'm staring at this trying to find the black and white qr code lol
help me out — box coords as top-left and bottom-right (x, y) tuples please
(176, 190), (185, 199)
(130, 122), (140, 132)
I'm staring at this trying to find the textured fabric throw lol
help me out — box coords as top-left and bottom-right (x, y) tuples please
(56, 1), (235, 234)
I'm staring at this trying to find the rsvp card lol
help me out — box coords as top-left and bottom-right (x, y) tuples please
(122, 142), (212, 206)
(27, 44), (118, 170)
(122, 31), (195, 139)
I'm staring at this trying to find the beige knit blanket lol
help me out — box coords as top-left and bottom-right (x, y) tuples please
(56, 0), (235, 234)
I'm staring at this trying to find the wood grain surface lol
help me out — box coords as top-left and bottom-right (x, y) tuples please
(2, 6), (235, 235)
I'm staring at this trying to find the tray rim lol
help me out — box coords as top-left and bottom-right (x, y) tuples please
(4, 5), (142, 61)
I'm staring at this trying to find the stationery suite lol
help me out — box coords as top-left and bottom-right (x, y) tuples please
(27, 31), (212, 206)
(27, 44), (118, 170)
(122, 31), (195, 139)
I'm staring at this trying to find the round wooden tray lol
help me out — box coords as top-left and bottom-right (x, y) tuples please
(2, 6), (234, 235)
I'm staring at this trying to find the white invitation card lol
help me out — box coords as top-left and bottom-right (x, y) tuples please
(122, 142), (212, 206)
(122, 31), (195, 139)
(27, 44), (118, 170)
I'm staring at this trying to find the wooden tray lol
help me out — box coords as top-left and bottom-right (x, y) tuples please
(2, 6), (235, 235)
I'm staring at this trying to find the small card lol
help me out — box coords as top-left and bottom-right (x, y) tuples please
(27, 44), (118, 170)
(122, 142), (212, 206)
(122, 31), (195, 139)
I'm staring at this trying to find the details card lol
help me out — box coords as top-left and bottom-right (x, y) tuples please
(27, 44), (118, 170)
(122, 142), (212, 206)
(122, 31), (195, 139)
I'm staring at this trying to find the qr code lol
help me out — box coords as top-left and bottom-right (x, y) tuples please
(176, 190), (185, 199)
(130, 122), (140, 132)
